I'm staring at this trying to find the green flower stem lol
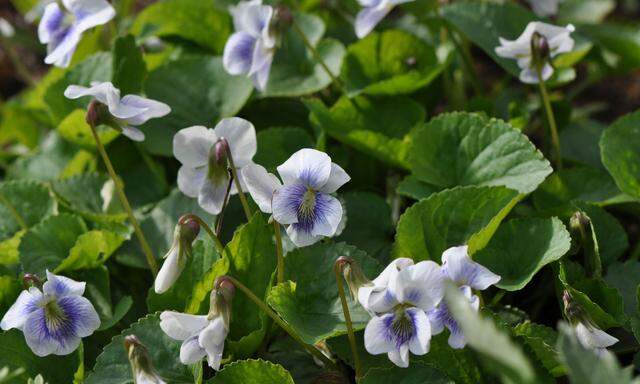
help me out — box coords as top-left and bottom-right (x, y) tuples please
(215, 173), (234, 236)
(88, 123), (158, 276)
(273, 221), (285, 284)
(224, 145), (253, 221)
(184, 214), (225, 255)
(0, 36), (36, 87)
(535, 64), (563, 169)
(334, 262), (362, 381)
(224, 275), (337, 369)
(291, 20), (345, 93)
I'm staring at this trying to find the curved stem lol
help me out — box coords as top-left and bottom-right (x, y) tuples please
(273, 221), (285, 284)
(535, 64), (563, 169)
(184, 214), (225, 255)
(224, 147), (252, 221)
(89, 123), (158, 275)
(215, 172), (234, 236)
(334, 263), (362, 381)
(224, 275), (337, 368)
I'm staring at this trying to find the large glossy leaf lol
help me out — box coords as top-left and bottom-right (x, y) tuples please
(393, 186), (522, 262)
(207, 359), (294, 384)
(306, 95), (425, 169)
(139, 56), (253, 156)
(409, 112), (552, 194)
(52, 173), (127, 223)
(342, 29), (445, 96)
(475, 217), (571, 291)
(0, 180), (56, 241)
(267, 242), (379, 345)
(600, 110), (640, 199)
(86, 314), (194, 384)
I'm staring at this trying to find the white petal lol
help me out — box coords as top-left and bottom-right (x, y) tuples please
(43, 270), (85, 298)
(64, 0), (115, 34)
(448, 329), (467, 349)
(319, 163), (350, 193)
(251, 49), (273, 92)
(387, 345), (410, 368)
(242, 163), (282, 214)
(121, 126), (146, 142)
(394, 261), (444, 311)
(0, 288), (42, 330)
(58, 295), (100, 337)
(119, 95), (171, 126)
(407, 308), (431, 355)
(213, 117), (257, 167)
(44, 25), (82, 67)
(355, 4), (392, 39)
(173, 126), (217, 167)
(178, 166), (208, 199)
(223, 31), (257, 76)
(180, 335), (207, 364)
(63, 82), (118, 105)
(272, 184), (305, 225)
(198, 317), (227, 352)
(198, 179), (230, 215)
(364, 313), (395, 354)
(277, 148), (332, 188)
(159, 311), (208, 341)
(575, 323), (619, 349)
(207, 344), (224, 371)
(441, 246), (500, 290)
(285, 224), (322, 247)
(230, 0), (273, 38)
(154, 248), (184, 294)
(137, 371), (167, 384)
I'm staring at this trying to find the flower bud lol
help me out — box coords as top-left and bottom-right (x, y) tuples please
(208, 139), (230, 183)
(530, 32), (550, 67)
(124, 335), (166, 384)
(569, 211), (601, 277)
(335, 257), (373, 300)
(272, 5), (293, 38)
(23, 273), (42, 290)
(154, 216), (200, 294)
(562, 290), (584, 325)
(178, 215), (200, 251)
(209, 276), (236, 328)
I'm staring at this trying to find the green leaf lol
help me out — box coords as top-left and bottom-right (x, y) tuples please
(111, 35), (147, 95)
(605, 261), (640, 320)
(475, 217), (570, 291)
(19, 214), (87, 276)
(57, 110), (120, 149)
(514, 322), (564, 377)
(267, 242), (379, 345)
(260, 337), (325, 383)
(55, 230), (126, 272)
(573, 202), (628, 266)
(139, 56), (253, 156)
(52, 173), (127, 223)
(396, 176), (440, 201)
(86, 314), (195, 384)
(557, 323), (639, 384)
(78, 267), (132, 331)
(206, 359), (294, 384)
(560, 119), (606, 169)
(558, 0), (615, 24)
(393, 186), (522, 262)
(263, 13), (346, 97)
(445, 285), (536, 384)
(600, 110), (640, 199)
(360, 364), (451, 384)
(342, 29), (445, 96)
(0, 180), (56, 241)
(0, 330), (80, 384)
(306, 96), (425, 169)
(131, 0), (230, 53)
(255, 127), (314, 173)
(581, 23), (640, 71)
(409, 112), (552, 194)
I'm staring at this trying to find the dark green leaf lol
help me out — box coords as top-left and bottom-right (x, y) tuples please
(255, 127), (314, 173)
(52, 173), (127, 223)
(600, 110), (640, 199)
(0, 180), (56, 241)
(111, 35), (147, 95)
(206, 359), (294, 384)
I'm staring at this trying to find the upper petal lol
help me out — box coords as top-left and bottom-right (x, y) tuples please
(64, 81), (118, 105)
(223, 31), (257, 76)
(319, 163), (350, 193)
(173, 126), (217, 167)
(159, 311), (209, 341)
(277, 148), (332, 189)
(230, 0), (273, 38)
(241, 163), (282, 214)
(0, 288), (43, 330)
(43, 270), (85, 298)
(118, 95), (171, 126)
(394, 261), (444, 311)
(441, 246), (500, 290)
(64, 0), (115, 34)
(213, 117), (257, 167)
(355, 4), (392, 39)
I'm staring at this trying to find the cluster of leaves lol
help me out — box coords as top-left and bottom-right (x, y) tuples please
(0, 0), (640, 383)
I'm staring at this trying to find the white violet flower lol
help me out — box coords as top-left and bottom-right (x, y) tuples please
(562, 290), (618, 356)
(38, 0), (115, 67)
(427, 246), (500, 349)
(242, 149), (350, 247)
(154, 217), (200, 294)
(355, 0), (414, 39)
(364, 260), (445, 368)
(64, 81), (171, 141)
(1, 271), (100, 356)
(124, 335), (167, 384)
(527, 0), (560, 17)
(223, 0), (276, 91)
(495, 21), (575, 84)
(357, 257), (414, 315)
(173, 118), (257, 215)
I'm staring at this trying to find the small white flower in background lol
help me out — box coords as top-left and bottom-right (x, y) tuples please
(527, 0), (560, 17)
(223, 0), (276, 91)
(173, 118), (257, 215)
(124, 335), (167, 384)
(427, 246), (500, 349)
(242, 148), (350, 247)
(154, 216), (200, 294)
(0, 18), (15, 38)
(0, 271), (100, 356)
(159, 279), (234, 370)
(355, 0), (414, 39)
(38, 0), (115, 67)
(363, 260), (444, 368)
(562, 290), (618, 356)
(357, 257), (414, 315)
(495, 21), (575, 84)
(64, 81), (171, 141)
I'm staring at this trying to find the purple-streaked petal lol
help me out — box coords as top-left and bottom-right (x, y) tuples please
(407, 307), (431, 356)
(177, 166), (208, 199)
(364, 313), (395, 355)
(441, 246), (500, 290)
(272, 183), (305, 225)
(43, 270), (85, 298)
(309, 193), (342, 237)
(57, 295), (100, 337)
(355, 4), (392, 39)
(44, 25), (82, 67)
(448, 328), (466, 349)
(119, 95), (171, 126)
(65, 0), (115, 34)
(394, 261), (444, 311)
(173, 126), (217, 167)
(180, 335), (207, 364)
(159, 312), (208, 341)
(223, 31), (257, 76)
(38, 3), (63, 44)
(277, 148), (332, 188)
(0, 288), (43, 330)
(242, 163), (282, 214)
(213, 117), (257, 167)
(23, 308), (74, 356)
(285, 224), (322, 248)
(319, 163), (350, 193)
(427, 307), (445, 335)
(198, 179), (230, 215)
(230, 0), (273, 38)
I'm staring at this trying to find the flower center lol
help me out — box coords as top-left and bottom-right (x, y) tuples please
(298, 188), (316, 219)
(387, 308), (416, 347)
(42, 296), (68, 331)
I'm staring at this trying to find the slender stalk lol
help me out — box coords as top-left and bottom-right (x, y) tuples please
(291, 20), (345, 93)
(223, 144), (252, 221)
(215, 172), (234, 237)
(273, 221), (285, 284)
(334, 263), (362, 381)
(88, 124), (158, 275)
(0, 36), (37, 87)
(184, 214), (225, 255)
(449, 30), (482, 95)
(535, 64), (563, 169)
(224, 275), (336, 368)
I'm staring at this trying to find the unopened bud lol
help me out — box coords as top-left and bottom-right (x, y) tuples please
(124, 335), (165, 384)
(405, 56), (417, 67)
(335, 257), (372, 300)
(273, 5), (293, 36)
(570, 211), (590, 232)
(209, 276), (236, 327)
(23, 273), (42, 290)
(178, 215), (200, 245)
(569, 211), (601, 277)
(86, 100), (102, 128)
(562, 290), (584, 325)
(530, 32), (550, 65)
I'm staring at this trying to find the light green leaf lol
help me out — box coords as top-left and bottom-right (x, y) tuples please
(206, 359), (294, 384)
(600, 110), (640, 199)
(475, 217), (570, 291)
(396, 175), (440, 201)
(19, 214), (87, 276)
(393, 186), (522, 262)
(131, 0), (230, 53)
(111, 34), (147, 95)
(55, 230), (126, 272)
(306, 95), (425, 169)
(445, 285), (536, 384)
(255, 127), (314, 173)
(52, 173), (127, 223)
(409, 112), (552, 194)
(57, 109), (120, 149)
(514, 322), (564, 377)
(342, 29), (446, 96)
(86, 314), (194, 384)
(267, 242), (379, 345)
(0, 180), (56, 241)
(139, 56), (253, 156)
